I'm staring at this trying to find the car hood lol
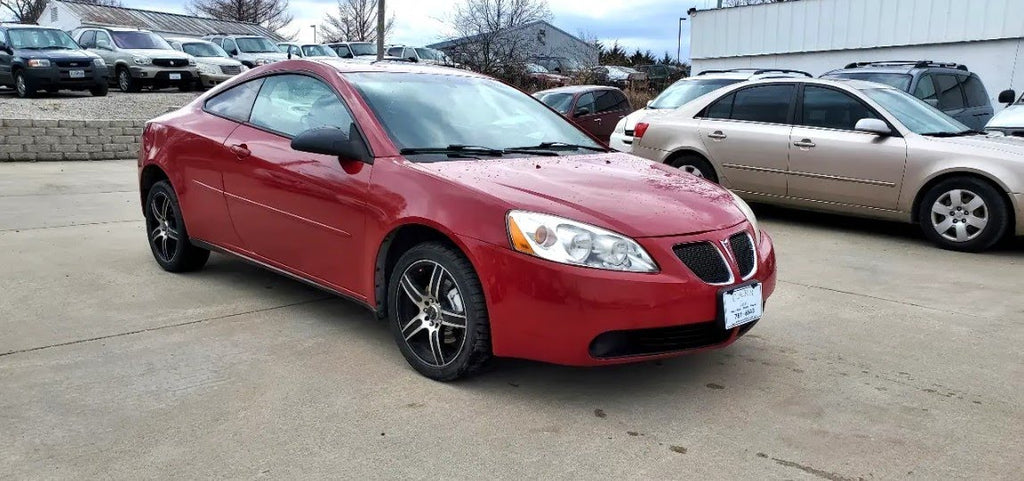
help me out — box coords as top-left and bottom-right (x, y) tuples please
(923, 133), (1024, 157)
(413, 153), (745, 238)
(241, 51), (289, 60)
(123, 48), (191, 59)
(15, 48), (98, 61)
(194, 57), (242, 67)
(987, 105), (1024, 129)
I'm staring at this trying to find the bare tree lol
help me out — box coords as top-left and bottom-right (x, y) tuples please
(1, 0), (121, 24)
(188, 0), (294, 35)
(444, 0), (551, 74)
(320, 0), (393, 43)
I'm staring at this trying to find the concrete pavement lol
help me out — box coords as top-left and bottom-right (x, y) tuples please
(1, 161), (1021, 480)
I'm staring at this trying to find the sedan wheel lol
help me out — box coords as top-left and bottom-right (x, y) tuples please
(388, 242), (491, 381)
(930, 189), (988, 243)
(144, 180), (210, 272)
(678, 164), (705, 178)
(918, 177), (1009, 252)
(669, 155), (718, 183)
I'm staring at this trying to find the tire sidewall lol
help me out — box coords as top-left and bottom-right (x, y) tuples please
(387, 243), (487, 380)
(145, 181), (188, 270)
(670, 155), (719, 183)
(918, 178), (1009, 252)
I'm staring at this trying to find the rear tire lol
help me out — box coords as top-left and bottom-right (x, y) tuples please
(669, 154), (718, 183)
(144, 180), (210, 272)
(387, 242), (491, 381)
(90, 83), (109, 97)
(917, 177), (1009, 252)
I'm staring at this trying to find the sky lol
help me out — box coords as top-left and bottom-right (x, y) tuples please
(126, 0), (722, 61)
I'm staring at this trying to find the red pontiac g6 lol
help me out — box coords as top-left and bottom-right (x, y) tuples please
(139, 60), (777, 381)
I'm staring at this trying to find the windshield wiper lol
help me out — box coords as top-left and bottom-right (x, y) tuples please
(41, 46), (72, 50)
(509, 142), (608, 152)
(920, 130), (984, 137)
(400, 144), (505, 157)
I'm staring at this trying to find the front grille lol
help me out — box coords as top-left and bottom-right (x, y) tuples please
(589, 321), (732, 358)
(55, 59), (93, 68)
(729, 232), (756, 279)
(220, 65), (242, 75)
(674, 242), (731, 284)
(153, 58), (189, 68)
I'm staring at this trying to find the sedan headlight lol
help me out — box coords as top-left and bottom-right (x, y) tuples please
(188, 57), (196, 66)
(730, 191), (761, 244)
(507, 211), (658, 273)
(133, 56), (152, 65)
(92, 58), (106, 67)
(27, 59), (51, 68)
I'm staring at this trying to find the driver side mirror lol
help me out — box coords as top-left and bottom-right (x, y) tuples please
(999, 89), (1016, 105)
(291, 125), (372, 164)
(229, 49), (238, 56)
(574, 107), (591, 117)
(854, 118), (892, 136)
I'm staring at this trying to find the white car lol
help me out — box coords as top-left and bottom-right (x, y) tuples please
(986, 88), (1024, 136)
(609, 68), (811, 153)
(277, 42), (339, 59)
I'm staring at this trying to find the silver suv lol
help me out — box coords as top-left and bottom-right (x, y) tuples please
(202, 35), (287, 68)
(73, 27), (197, 92)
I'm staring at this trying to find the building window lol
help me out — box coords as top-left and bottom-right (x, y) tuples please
(51, 7), (58, 22)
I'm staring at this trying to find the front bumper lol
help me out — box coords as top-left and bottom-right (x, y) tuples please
(128, 66), (198, 84)
(198, 72), (236, 88)
(460, 224), (777, 366)
(22, 64), (107, 90)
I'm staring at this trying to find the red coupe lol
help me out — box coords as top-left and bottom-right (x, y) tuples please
(139, 60), (777, 381)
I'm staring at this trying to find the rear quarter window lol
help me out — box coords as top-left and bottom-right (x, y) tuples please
(961, 75), (989, 108)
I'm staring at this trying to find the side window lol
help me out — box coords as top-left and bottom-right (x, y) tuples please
(801, 86), (879, 131)
(94, 31), (112, 49)
(913, 75), (937, 102)
(704, 93), (735, 119)
(961, 75), (989, 108)
(79, 30), (96, 48)
(594, 90), (628, 113)
(204, 78), (264, 122)
(730, 85), (795, 124)
(336, 45), (351, 57)
(249, 75), (355, 138)
(387, 47), (403, 57)
(223, 38), (237, 54)
(934, 74), (966, 110)
(574, 92), (596, 115)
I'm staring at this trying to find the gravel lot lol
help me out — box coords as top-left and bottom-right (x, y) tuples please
(1, 161), (1022, 479)
(0, 87), (199, 120)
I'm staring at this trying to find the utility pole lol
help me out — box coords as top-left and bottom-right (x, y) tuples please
(376, 0), (385, 61)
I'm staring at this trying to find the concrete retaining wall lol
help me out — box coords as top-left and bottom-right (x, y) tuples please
(0, 118), (144, 162)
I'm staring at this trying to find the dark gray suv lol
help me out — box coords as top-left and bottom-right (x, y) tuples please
(822, 61), (992, 130)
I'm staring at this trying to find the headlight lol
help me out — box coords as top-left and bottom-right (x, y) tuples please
(507, 211), (658, 273)
(730, 191), (761, 244)
(27, 59), (51, 68)
(187, 57), (196, 66)
(196, 63), (217, 75)
(255, 58), (271, 66)
(133, 56), (152, 65)
(92, 58), (105, 67)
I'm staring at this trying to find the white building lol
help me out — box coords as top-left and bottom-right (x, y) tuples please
(428, 20), (599, 68)
(690, 0), (1024, 107)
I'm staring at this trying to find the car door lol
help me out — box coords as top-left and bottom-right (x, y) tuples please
(591, 89), (629, 140)
(696, 84), (796, 196)
(787, 84), (907, 210)
(570, 91), (603, 138)
(92, 30), (117, 66)
(221, 73), (372, 292)
(0, 30), (12, 86)
(959, 74), (993, 130)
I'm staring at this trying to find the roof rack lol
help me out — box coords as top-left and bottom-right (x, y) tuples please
(697, 68), (811, 77)
(842, 60), (968, 71)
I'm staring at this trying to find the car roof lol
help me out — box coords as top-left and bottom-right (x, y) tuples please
(165, 37), (211, 43)
(533, 85), (620, 95)
(94, 26), (151, 32)
(315, 59), (488, 78)
(1, 24), (62, 30)
(825, 61), (970, 76)
(743, 76), (897, 91)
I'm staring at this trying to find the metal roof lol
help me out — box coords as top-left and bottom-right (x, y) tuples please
(54, 0), (281, 40)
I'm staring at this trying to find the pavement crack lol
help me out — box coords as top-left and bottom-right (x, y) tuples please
(0, 219), (141, 233)
(771, 457), (865, 481)
(0, 297), (332, 358)
(779, 280), (977, 318)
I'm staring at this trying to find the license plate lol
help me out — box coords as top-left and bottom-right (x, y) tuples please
(69, 70), (85, 78)
(720, 282), (763, 329)
(169, 73), (182, 80)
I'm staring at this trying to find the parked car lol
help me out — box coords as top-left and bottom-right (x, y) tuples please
(531, 56), (584, 75)
(589, 65), (645, 88)
(631, 77), (1024, 252)
(610, 68), (811, 152)
(984, 89), (1024, 136)
(73, 26), (195, 93)
(327, 41), (376, 59)
(525, 63), (568, 87)
(637, 64), (685, 89)
(384, 45), (452, 66)
(277, 42), (339, 59)
(0, 23), (108, 98)
(534, 85), (631, 141)
(139, 59), (776, 380)
(166, 37), (246, 89)
(822, 61), (993, 130)
(202, 35), (288, 68)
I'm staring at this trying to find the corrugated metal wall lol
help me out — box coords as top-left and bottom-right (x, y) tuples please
(692, 0), (1024, 60)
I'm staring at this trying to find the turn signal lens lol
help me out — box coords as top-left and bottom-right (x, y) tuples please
(507, 216), (535, 255)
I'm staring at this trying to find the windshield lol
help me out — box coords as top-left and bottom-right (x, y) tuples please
(236, 37), (279, 53)
(533, 92), (575, 114)
(303, 44), (337, 57)
(649, 78), (743, 109)
(348, 73), (600, 155)
(182, 42), (227, 58)
(348, 43), (376, 56)
(863, 87), (969, 135)
(111, 31), (171, 50)
(7, 28), (80, 50)
(415, 48), (437, 60)
(824, 72), (913, 91)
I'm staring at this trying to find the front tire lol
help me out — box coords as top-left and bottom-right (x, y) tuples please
(669, 154), (719, 183)
(918, 177), (1009, 252)
(145, 181), (210, 272)
(14, 71), (36, 98)
(117, 67), (140, 93)
(90, 83), (109, 97)
(387, 242), (491, 381)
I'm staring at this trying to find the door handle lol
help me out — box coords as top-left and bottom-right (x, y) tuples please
(793, 139), (816, 148)
(229, 143), (250, 159)
(707, 131), (727, 140)
(594, 118), (603, 123)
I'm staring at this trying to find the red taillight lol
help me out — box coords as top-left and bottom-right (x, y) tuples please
(634, 122), (650, 138)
